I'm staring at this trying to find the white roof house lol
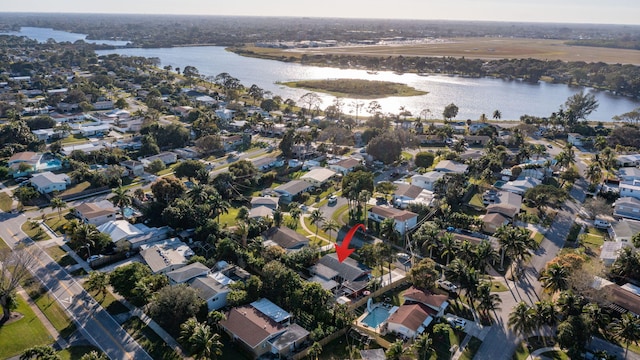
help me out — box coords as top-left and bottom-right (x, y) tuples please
(139, 238), (194, 274)
(434, 160), (468, 174)
(300, 168), (336, 186)
(30, 171), (70, 194)
(620, 180), (640, 201)
(410, 172), (445, 191)
(501, 177), (541, 196)
(97, 220), (144, 242)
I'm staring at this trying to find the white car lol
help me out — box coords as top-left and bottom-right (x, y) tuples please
(436, 279), (458, 292)
(328, 195), (338, 205)
(448, 317), (466, 328)
(87, 255), (103, 262)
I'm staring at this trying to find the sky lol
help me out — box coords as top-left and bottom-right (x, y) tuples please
(3, 0), (640, 25)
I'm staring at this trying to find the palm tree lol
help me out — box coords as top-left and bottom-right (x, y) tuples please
(49, 197), (67, 221)
(207, 192), (230, 224)
(411, 333), (433, 360)
(540, 263), (569, 294)
(79, 351), (107, 360)
(557, 290), (584, 318)
(273, 209), (283, 227)
(531, 300), (558, 344)
(20, 345), (60, 360)
(492, 110), (502, 120)
(476, 281), (502, 319)
(207, 310), (227, 333)
(380, 218), (399, 243)
(308, 341), (323, 360)
(133, 188), (146, 202)
(473, 240), (498, 271)
(385, 340), (406, 360)
(110, 186), (132, 217)
(439, 232), (457, 265)
(322, 219), (339, 242)
(608, 313), (640, 360)
(288, 206), (302, 229)
(189, 323), (223, 360)
(85, 271), (109, 300)
(187, 183), (209, 204)
(309, 209), (325, 240)
(508, 301), (534, 338)
(585, 162), (603, 189)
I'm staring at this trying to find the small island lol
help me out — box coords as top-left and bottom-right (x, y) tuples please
(278, 78), (427, 98)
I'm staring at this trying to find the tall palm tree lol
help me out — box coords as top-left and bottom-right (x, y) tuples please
(380, 218), (399, 243)
(187, 183), (209, 204)
(273, 209), (283, 227)
(531, 300), (558, 343)
(322, 219), (339, 242)
(189, 323), (223, 360)
(474, 240), (498, 271)
(411, 333), (433, 360)
(385, 340), (406, 360)
(557, 290), (584, 318)
(439, 232), (457, 265)
(207, 192), (230, 224)
(508, 302), (534, 338)
(607, 313), (640, 360)
(476, 281), (502, 319)
(207, 310), (227, 332)
(309, 209), (325, 240)
(540, 263), (569, 294)
(585, 162), (603, 188)
(49, 197), (67, 221)
(110, 186), (132, 217)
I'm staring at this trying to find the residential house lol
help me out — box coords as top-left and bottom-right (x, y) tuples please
(329, 158), (361, 175)
(263, 227), (309, 252)
(73, 200), (118, 226)
(139, 152), (178, 167)
(464, 135), (491, 147)
(174, 106), (194, 117)
(308, 253), (371, 297)
(220, 135), (244, 151)
(120, 160), (145, 177)
(567, 133), (585, 146)
(8, 151), (41, 177)
(392, 183), (434, 208)
(93, 100), (114, 110)
(32, 128), (62, 142)
(603, 283), (640, 316)
(220, 299), (308, 359)
(126, 226), (173, 249)
(195, 95), (216, 106)
(274, 180), (314, 202)
(600, 241), (632, 266)
(252, 157), (283, 171)
(618, 168), (640, 182)
(97, 220), (145, 242)
(215, 109), (235, 122)
(249, 196), (279, 219)
(417, 135), (446, 146)
(228, 120), (247, 132)
(482, 213), (510, 234)
(620, 180), (640, 200)
(139, 238), (194, 274)
(410, 172), (445, 191)
(62, 142), (106, 156)
(434, 160), (468, 174)
(614, 197), (640, 221)
(617, 154), (640, 168)
(368, 206), (418, 235)
(190, 271), (235, 311)
(166, 262), (210, 285)
(501, 177), (541, 196)
(173, 147), (200, 160)
(610, 219), (640, 243)
(30, 171), (70, 194)
(402, 287), (449, 317)
(300, 168), (336, 187)
(386, 304), (433, 339)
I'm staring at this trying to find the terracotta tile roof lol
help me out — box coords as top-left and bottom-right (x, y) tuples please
(221, 305), (284, 348)
(386, 304), (431, 332)
(403, 287), (448, 310)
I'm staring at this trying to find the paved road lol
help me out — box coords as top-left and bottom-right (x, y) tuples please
(0, 211), (152, 360)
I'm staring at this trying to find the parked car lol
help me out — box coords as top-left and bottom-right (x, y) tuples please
(87, 255), (103, 263)
(448, 317), (466, 328)
(436, 279), (458, 292)
(328, 195), (338, 205)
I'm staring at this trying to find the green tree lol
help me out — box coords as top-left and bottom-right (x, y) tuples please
(366, 132), (402, 165)
(148, 285), (203, 330)
(443, 103), (459, 121)
(608, 313), (640, 360)
(13, 185), (39, 209)
(565, 90), (599, 121)
(79, 351), (108, 360)
(409, 258), (438, 289)
(109, 262), (152, 299)
(385, 340), (406, 360)
(414, 152), (435, 168)
(151, 176), (186, 204)
(309, 209), (325, 240)
(20, 345), (60, 360)
(322, 219), (339, 242)
(110, 186), (132, 217)
(508, 301), (534, 338)
(307, 341), (323, 360)
(411, 332), (433, 360)
(540, 263), (569, 294)
(85, 271), (110, 300)
(174, 160), (206, 181)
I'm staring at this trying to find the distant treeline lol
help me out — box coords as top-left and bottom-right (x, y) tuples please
(232, 47), (640, 99)
(565, 38), (640, 50)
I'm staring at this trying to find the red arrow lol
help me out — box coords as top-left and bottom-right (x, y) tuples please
(335, 223), (365, 263)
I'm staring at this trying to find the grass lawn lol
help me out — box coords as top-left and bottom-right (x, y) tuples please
(0, 294), (53, 359)
(401, 151), (413, 160)
(59, 181), (92, 197)
(432, 326), (460, 360)
(459, 337), (482, 360)
(303, 216), (331, 241)
(82, 283), (130, 316)
(582, 231), (605, 252)
(490, 280), (509, 292)
(44, 213), (73, 236)
(513, 342), (531, 360)
(21, 221), (51, 241)
(0, 236), (9, 250)
(61, 134), (87, 144)
(318, 333), (383, 360)
(531, 231), (545, 245)
(57, 346), (102, 360)
(541, 350), (570, 360)
(468, 193), (485, 208)
(44, 246), (77, 267)
(331, 204), (350, 226)
(22, 277), (76, 338)
(217, 207), (240, 227)
(121, 317), (181, 360)
(0, 192), (13, 211)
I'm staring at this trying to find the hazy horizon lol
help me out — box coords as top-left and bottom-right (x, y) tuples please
(2, 0), (639, 26)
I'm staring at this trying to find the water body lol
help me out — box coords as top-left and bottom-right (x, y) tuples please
(0, 27), (130, 46)
(96, 46), (639, 121)
(7, 27), (637, 121)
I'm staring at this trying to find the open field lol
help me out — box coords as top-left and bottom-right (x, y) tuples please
(259, 37), (640, 65)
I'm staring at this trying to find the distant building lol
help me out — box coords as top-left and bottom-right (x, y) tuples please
(329, 158), (361, 175)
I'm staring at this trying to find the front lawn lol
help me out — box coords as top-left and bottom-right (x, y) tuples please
(0, 192), (13, 211)
(44, 245), (77, 267)
(21, 220), (51, 241)
(0, 294), (52, 359)
(82, 283), (129, 316)
(331, 204), (350, 226)
(22, 276), (76, 338)
(121, 317), (181, 360)
(57, 346), (103, 360)
(541, 350), (570, 360)
(217, 207), (240, 227)
(459, 337), (482, 360)
(44, 212), (73, 236)
(303, 216), (331, 243)
(58, 181), (92, 197)
(531, 231), (545, 245)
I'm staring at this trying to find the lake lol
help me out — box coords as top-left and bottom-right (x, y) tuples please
(5, 27), (638, 121)
(0, 27), (130, 46)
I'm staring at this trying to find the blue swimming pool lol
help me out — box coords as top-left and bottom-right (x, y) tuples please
(123, 206), (139, 218)
(362, 306), (391, 329)
(40, 159), (62, 170)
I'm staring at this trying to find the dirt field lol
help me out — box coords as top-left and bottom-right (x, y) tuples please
(289, 37), (640, 65)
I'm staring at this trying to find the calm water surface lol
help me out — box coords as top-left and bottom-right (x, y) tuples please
(6, 27), (635, 121)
